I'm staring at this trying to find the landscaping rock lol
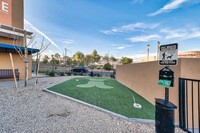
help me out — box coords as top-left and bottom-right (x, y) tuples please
(0, 76), (186, 133)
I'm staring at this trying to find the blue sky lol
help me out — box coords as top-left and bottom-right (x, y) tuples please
(24, 0), (200, 58)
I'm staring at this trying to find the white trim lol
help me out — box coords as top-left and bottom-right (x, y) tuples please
(0, 28), (32, 39)
(0, 28), (24, 37)
(0, 24), (32, 39)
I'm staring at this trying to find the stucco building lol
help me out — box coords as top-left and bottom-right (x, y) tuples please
(0, 0), (39, 80)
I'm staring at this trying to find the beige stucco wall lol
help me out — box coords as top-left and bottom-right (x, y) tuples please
(0, 0), (33, 80)
(116, 58), (200, 126)
(0, 52), (32, 79)
(180, 58), (200, 79)
(0, 36), (13, 44)
(0, 35), (23, 46)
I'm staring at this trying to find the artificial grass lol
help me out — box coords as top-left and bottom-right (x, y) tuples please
(48, 77), (155, 119)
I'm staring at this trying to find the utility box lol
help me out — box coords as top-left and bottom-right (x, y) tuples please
(155, 98), (177, 133)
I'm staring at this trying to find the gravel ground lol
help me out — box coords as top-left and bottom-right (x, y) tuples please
(0, 76), (186, 133)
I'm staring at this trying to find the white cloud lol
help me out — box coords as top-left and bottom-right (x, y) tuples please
(148, 0), (188, 16)
(188, 28), (200, 39)
(128, 34), (160, 42)
(161, 27), (200, 40)
(116, 44), (134, 50)
(63, 39), (75, 45)
(24, 19), (60, 49)
(160, 28), (187, 39)
(116, 47), (125, 50)
(100, 22), (159, 34)
(100, 30), (110, 35)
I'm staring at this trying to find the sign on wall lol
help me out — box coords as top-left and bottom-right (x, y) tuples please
(0, 0), (9, 13)
(0, 0), (12, 26)
(159, 43), (178, 66)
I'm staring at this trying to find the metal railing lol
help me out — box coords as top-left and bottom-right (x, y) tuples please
(179, 78), (200, 133)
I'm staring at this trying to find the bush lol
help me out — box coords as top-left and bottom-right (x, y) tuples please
(45, 70), (50, 75)
(38, 70), (45, 73)
(59, 72), (65, 76)
(49, 71), (55, 77)
(55, 71), (59, 75)
(103, 63), (112, 71)
(66, 72), (71, 76)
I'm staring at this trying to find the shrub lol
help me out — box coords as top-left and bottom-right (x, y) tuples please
(49, 71), (55, 77)
(103, 63), (112, 71)
(45, 70), (50, 75)
(59, 72), (65, 76)
(120, 57), (133, 64)
(66, 72), (71, 76)
(38, 70), (45, 73)
(55, 71), (59, 75)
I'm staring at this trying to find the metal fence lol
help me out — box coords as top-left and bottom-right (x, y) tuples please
(179, 78), (200, 133)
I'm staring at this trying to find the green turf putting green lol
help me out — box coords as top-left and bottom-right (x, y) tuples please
(77, 78), (113, 89)
(48, 77), (155, 119)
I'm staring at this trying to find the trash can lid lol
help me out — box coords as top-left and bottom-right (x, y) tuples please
(155, 98), (177, 109)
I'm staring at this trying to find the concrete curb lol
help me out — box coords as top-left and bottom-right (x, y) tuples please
(43, 88), (156, 125)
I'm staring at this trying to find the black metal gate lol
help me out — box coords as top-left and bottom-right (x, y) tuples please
(179, 78), (200, 133)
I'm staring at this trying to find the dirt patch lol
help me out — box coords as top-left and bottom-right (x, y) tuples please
(47, 110), (71, 118)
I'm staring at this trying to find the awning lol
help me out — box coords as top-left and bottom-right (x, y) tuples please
(0, 43), (40, 55)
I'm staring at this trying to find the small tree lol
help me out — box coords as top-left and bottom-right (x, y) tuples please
(50, 54), (59, 71)
(120, 57), (133, 64)
(54, 53), (61, 64)
(12, 34), (36, 87)
(65, 56), (72, 66)
(42, 55), (50, 64)
(91, 49), (100, 63)
(13, 35), (51, 86)
(35, 38), (51, 84)
(85, 54), (93, 66)
(72, 51), (85, 66)
(103, 63), (112, 71)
